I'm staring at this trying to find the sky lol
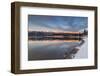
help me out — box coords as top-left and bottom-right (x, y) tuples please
(28, 15), (88, 32)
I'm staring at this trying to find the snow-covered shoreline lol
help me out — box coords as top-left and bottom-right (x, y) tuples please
(74, 38), (88, 59)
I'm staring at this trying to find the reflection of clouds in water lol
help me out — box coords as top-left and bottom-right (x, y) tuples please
(28, 37), (88, 60)
(29, 41), (79, 49)
(28, 41), (80, 60)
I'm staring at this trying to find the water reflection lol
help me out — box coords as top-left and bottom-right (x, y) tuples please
(28, 40), (83, 61)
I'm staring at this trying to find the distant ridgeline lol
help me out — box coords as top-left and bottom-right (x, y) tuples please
(28, 30), (88, 41)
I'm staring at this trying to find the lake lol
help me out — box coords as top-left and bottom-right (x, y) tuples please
(28, 40), (80, 61)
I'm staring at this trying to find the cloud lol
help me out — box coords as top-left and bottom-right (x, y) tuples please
(28, 15), (88, 32)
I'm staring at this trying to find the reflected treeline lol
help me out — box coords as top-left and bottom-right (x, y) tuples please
(28, 30), (88, 41)
(28, 30), (88, 60)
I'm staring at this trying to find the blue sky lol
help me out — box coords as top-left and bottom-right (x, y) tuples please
(28, 15), (88, 32)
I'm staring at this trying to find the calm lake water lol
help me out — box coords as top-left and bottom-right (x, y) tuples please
(28, 40), (80, 61)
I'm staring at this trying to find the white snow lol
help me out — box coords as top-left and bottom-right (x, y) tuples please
(74, 38), (88, 59)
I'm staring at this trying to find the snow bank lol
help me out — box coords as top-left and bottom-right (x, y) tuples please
(74, 38), (88, 59)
